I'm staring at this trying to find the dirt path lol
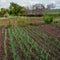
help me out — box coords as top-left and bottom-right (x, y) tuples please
(0, 27), (4, 60)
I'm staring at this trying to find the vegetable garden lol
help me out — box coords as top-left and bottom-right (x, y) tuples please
(0, 25), (59, 60)
(0, 17), (60, 60)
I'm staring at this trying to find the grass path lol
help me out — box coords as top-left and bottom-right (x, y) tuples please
(4, 29), (7, 60)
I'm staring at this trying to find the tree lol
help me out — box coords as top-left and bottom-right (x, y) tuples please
(24, 4), (45, 16)
(32, 4), (45, 15)
(9, 2), (25, 16)
(0, 8), (9, 17)
(47, 3), (55, 9)
(32, 4), (45, 10)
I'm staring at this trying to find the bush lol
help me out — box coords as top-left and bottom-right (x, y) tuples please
(4, 13), (9, 17)
(43, 16), (53, 24)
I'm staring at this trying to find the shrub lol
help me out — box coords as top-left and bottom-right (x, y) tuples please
(43, 16), (53, 24)
(4, 13), (9, 17)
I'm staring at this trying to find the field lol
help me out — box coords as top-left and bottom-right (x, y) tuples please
(0, 17), (60, 60)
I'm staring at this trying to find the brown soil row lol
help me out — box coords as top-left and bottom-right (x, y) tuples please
(39, 24), (60, 38)
(0, 26), (4, 60)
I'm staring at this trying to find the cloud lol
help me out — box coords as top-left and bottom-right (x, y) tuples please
(0, 0), (60, 9)
(0, 0), (6, 2)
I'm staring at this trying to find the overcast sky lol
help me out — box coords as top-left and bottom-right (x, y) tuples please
(0, 0), (60, 9)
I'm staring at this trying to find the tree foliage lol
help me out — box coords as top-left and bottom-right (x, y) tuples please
(0, 8), (9, 17)
(9, 2), (25, 15)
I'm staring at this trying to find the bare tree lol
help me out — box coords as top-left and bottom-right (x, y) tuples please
(31, 4), (45, 15)
(24, 3), (45, 16)
(47, 3), (55, 9)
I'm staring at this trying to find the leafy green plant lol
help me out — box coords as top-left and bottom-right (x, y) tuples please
(4, 13), (9, 17)
(43, 16), (53, 24)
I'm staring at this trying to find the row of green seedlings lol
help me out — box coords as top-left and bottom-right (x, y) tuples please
(27, 26), (60, 52)
(30, 26), (60, 52)
(23, 26), (59, 60)
(8, 29), (21, 60)
(23, 27), (50, 52)
(25, 26), (60, 60)
(20, 27), (48, 60)
(23, 27), (51, 59)
(11, 27), (44, 59)
(28, 26), (60, 58)
(10, 27), (48, 60)
(11, 28), (35, 60)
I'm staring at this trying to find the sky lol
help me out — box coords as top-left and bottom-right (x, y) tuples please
(0, 0), (60, 9)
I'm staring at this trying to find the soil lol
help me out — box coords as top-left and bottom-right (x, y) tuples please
(0, 17), (60, 60)
(6, 39), (14, 60)
(0, 26), (4, 60)
(39, 24), (60, 38)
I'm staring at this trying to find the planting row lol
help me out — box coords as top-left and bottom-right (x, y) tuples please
(23, 26), (60, 60)
(7, 27), (48, 60)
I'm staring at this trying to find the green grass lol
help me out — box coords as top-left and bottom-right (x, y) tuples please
(4, 29), (7, 60)
(0, 20), (3, 26)
(17, 20), (40, 26)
